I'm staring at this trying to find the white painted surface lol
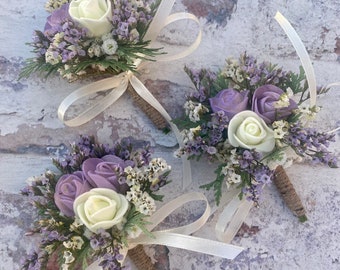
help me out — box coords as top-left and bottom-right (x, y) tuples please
(0, 0), (339, 269)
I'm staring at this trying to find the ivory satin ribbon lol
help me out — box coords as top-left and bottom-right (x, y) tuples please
(86, 192), (244, 270)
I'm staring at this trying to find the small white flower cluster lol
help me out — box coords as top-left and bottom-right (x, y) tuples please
(87, 33), (118, 58)
(272, 120), (289, 140)
(181, 126), (201, 144)
(63, 236), (84, 250)
(124, 158), (170, 215)
(26, 170), (54, 186)
(126, 185), (156, 215)
(274, 87), (294, 109)
(63, 250), (75, 266)
(45, 33), (66, 65)
(184, 100), (209, 122)
(274, 93), (290, 108)
(45, 0), (69, 12)
(222, 59), (244, 84)
(147, 158), (170, 181)
(69, 217), (83, 232)
(58, 64), (87, 82)
(298, 105), (321, 121)
(221, 149), (241, 188)
(61, 236), (84, 269)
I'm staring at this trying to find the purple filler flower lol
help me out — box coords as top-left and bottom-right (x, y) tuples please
(252, 84), (297, 124)
(209, 89), (249, 120)
(44, 4), (71, 33)
(54, 171), (91, 217)
(82, 155), (133, 194)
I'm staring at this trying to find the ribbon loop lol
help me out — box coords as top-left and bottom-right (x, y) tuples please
(58, 74), (129, 127)
(126, 192), (244, 261)
(146, 192), (210, 234)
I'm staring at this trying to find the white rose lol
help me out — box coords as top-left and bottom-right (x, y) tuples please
(69, 0), (113, 37)
(228, 110), (275, 152)
(73, 188), (129, 233)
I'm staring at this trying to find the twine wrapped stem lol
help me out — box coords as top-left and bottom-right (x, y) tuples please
(126, 84), (168, 130)
(273, 165), (307, 222)
(127, 244), (155, 270)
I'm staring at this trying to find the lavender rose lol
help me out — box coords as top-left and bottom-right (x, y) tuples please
(54, 171), (91, 217)
(82, 155), (133, 193)
(44, 3), (71, 34)
(209, 89), (249, 119)
(252, 85), (297, 124)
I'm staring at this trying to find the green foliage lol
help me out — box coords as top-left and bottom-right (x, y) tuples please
(200, 164), (225, 205)
(172, 117), (202, 130)
(19, 58), (62, 80)
(122, 206), (154, 245)
(19, 41), (162, 81)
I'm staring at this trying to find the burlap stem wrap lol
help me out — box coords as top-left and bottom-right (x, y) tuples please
(127, 244), (155, 270)
(273, 165), (307, 222)
(126, 84), (168, 130)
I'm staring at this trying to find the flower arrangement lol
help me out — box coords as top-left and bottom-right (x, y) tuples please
(21, 136), (171, 270)
(20, 0), (162, 82)
(175, 52), (337, 220)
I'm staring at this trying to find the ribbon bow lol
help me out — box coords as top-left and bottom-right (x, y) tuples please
(86, 192), (244, 270)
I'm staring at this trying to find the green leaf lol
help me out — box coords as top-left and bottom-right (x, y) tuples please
(200, 164), (225, 205)
(123, 207), (154, 240)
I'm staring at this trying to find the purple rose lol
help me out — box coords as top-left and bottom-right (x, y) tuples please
(54, 171), (91, 217)
(252, 85), (297, 124)
(209, 89), (249, 119)
(82, 155), (133, 193)
(44, 4), (71, 33)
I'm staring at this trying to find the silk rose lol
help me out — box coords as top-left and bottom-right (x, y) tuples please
(228, 110), (275, 152)
(69, 0), (113, 37)
(209, 89), (249, 120)
(252, 84), (297, 124)
(82, 155), (133, 194)
(54, 171), (91, 217)
(73, 188), (129, 232)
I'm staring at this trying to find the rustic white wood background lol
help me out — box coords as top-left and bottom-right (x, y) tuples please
(0, 0), (339, 269)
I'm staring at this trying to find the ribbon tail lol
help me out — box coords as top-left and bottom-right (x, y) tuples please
(147, 192), (210, 234)
(211, 188), (253, 243)
(129, 75), (192, 188)
(275, 11), (317, 108)
(130, 232), (243, 260)
(143, 0), (176, 42)
(156, 12), (202, 62)
(215, 197), (253, 243)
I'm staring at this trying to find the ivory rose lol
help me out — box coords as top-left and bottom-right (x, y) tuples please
(69, 0), (113, 37)
(74, 188), (129, 232)
(228, 110), (275, 152)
